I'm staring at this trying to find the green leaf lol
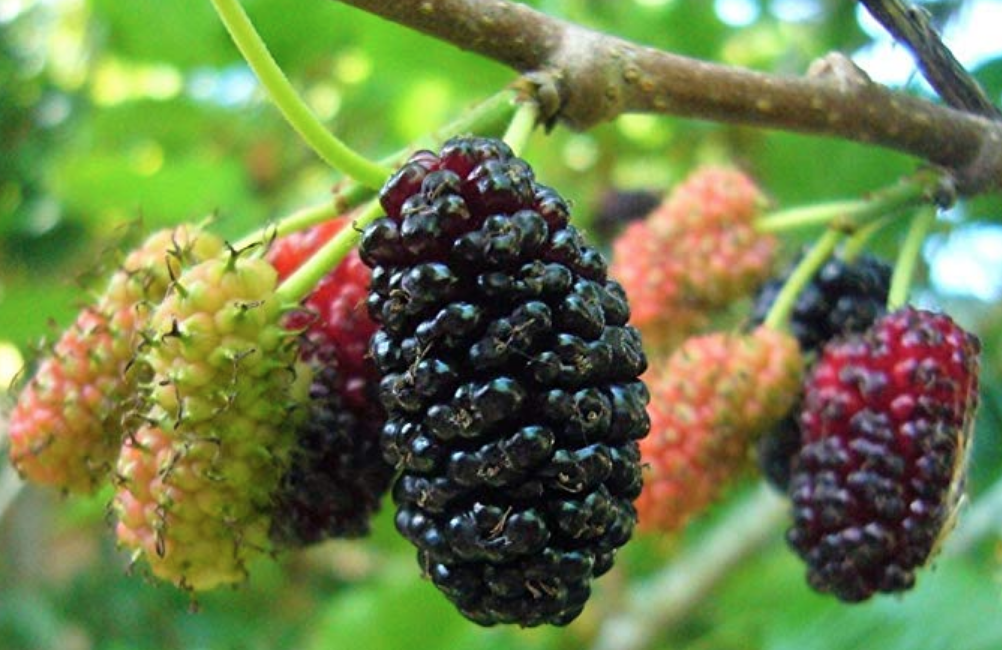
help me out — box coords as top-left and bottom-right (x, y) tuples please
(46, 149), (264, 235)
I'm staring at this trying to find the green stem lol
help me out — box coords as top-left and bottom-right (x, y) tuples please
(841, 214), (894, 261)
(887, 206), (937, 310)
(275, 200), (383, 304)
(416, 90), (519, 150)
(235, 90), (521, 249)
(502, 100), (539, 157)
(754, 170), (942, 234)
(763, 228), (844, 331)
(754, 200), (863, 233)
(209, 0), (391, 188)
(234, 200), (338, 251)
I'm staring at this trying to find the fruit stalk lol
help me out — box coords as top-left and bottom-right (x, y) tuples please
(209, 0), (391, 187)
(887, 206), (937, 310)
(275, 200), (384, 304)
(840, 214), (893, 261)
(753, 171), (942, 234)
(501, 100), (539, 156)
(234, 90), (522, 250)
(762, 228), (843, 331)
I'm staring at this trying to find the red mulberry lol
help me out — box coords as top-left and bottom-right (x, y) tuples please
(787, 307), (980, 601)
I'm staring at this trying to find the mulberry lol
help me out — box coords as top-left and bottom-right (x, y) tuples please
(360, 137), (649, 626)
(636, 326), (803, 532)
(266, 219), (392, 546)
(750, 253), (893, 353)
(751, 253), (893, 491)
(611, 167), (775, 352)
(114, 250), (310, 590)
(8, 226), (223, 493)
(787, 307), (980, 601)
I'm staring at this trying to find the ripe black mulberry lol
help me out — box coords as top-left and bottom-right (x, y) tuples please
(360, 136), (649, 626)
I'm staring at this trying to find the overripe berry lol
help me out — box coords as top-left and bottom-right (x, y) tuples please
(787, 307), (979, 602)
(611, 167), (775, 352)
(361, 137), (649, 627)
(751, 254), (893, 492)
(636, 326), (803, 532)
(266, 219), (392, 545)
(114, 251), (311, 590)
(8, 225), (223, 493)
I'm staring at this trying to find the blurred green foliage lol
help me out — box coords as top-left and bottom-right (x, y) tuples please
(2, 1), (1002, 649)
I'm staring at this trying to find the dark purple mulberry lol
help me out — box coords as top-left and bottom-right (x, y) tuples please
(787, 307), (979, 602)
(270, 348), (394, 547)
(750, 253), (892, 354)
(360, 137), (649, 627)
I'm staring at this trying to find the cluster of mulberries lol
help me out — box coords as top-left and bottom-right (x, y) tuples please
(787, 307), (979, 601)
(8, 226), (223, 493)
(266, 218), (393, 546)
(359, 136), (649, 626)
(7, 123), (984, 625)
(746, 250), (980, 601)
(9, 217), (396, 591)
(611, 166), (775, 351)
(636, 326), (803, 532)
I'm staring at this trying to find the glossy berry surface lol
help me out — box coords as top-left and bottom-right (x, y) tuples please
(787, 307), (980, 602)
(360, 137), (649, 627)
(270, 362), (392, 545)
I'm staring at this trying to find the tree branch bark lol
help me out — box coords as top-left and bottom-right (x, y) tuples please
(859, 0), (1001, 119)
(334, 0), (1002, 196)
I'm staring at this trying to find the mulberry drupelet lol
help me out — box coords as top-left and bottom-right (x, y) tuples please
(360, 136), (650, 627)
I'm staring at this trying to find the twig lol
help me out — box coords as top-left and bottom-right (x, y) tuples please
(333, 0), (1002, 195)
(886, 205), (937, 310)
(591, 484), (786, 650)
(211, 0), (392, 186)
(859, 0), (1001, 119)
